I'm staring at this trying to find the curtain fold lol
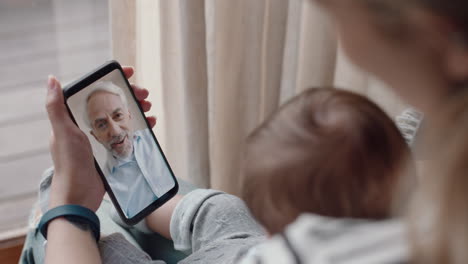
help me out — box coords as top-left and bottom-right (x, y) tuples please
(159, 0), (211, 189)
(111, 0), (408, 195)
(205, 0), (292, 194)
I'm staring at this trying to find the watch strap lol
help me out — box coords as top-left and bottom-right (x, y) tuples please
(38, 204), (100, 242)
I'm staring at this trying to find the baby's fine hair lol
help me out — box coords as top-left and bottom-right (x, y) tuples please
(242, 87), (412, 234)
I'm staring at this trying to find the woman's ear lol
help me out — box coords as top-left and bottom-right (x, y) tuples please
(446, 33), (468, 82)
(409, 8), (468, 82)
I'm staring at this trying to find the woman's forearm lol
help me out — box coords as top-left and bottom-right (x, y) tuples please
(45, 218), (101, 264)
(146, 194), (183, 239)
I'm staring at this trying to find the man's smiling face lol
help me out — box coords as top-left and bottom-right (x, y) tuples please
(87, 91), (134, 159)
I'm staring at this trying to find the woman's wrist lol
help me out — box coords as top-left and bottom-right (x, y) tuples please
(49, 196), (96, 212)
(48, 174), (103, 212)
(45, 217), (101, 264)
(40, 204), (101, 242)
(47, 217), (96, 243)
(47, 217), (94, 237)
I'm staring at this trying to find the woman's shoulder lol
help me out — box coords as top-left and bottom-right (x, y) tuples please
(239, 214), (409, 264)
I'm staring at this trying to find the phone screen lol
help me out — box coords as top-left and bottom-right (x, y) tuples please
(66, 67), (177, 223)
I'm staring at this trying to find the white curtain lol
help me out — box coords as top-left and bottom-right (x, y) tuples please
(110, 0), (408, 195)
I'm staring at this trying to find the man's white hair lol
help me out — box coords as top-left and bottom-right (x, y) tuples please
(85, 81), (129, 128)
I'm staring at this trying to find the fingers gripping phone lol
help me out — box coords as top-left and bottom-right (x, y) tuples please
(63, 61), (178, 225)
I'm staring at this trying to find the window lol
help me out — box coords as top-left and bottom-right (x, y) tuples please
(0, 0), (110, 235)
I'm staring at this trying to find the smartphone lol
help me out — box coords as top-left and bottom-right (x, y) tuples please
(63, 60), (178, 225)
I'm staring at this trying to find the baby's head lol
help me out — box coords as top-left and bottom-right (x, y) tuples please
(241, 88), (411, 234)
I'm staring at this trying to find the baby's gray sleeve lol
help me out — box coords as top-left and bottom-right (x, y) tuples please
(170, 189), (266, 263)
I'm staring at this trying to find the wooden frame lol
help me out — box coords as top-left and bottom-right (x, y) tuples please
(0, 228), (27, 263)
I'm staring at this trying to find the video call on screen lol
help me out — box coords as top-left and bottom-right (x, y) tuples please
(67, 70), (175, 218)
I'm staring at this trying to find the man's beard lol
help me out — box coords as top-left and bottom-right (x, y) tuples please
(105, 131), (133, 159)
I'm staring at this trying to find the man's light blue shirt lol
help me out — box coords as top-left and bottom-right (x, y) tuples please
(105, 128), (175, 218)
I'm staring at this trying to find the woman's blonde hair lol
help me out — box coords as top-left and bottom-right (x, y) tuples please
(357, 1), (468, 262)
(408, 89), (468, 264)
(361, 0), (468, 39)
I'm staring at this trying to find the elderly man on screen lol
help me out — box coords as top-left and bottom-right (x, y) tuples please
(85, 81), (174, 218)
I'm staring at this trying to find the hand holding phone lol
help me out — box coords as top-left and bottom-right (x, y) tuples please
(46, 66), (155, 212)
(62, 61), (178, 225)
(46, 76), (105, 212)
